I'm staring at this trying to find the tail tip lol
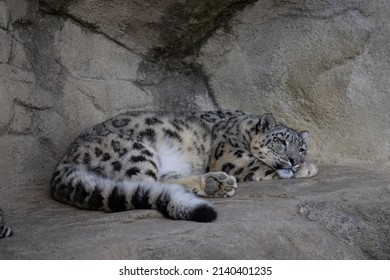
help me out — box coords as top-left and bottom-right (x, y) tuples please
(190, 204), (217, 223)
(1, 226), (14, 238)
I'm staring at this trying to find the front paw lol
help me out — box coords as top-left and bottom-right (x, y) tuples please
(294, 161), (318, 178)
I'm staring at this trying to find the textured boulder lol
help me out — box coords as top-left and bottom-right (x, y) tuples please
(197, 0), (390, 171)
(1, 0), (389, 187)
(0, 166), (389, 259)
(0, 0), (389, 259)
(39, 0), (257, 58)
(1, 0), (389, 189)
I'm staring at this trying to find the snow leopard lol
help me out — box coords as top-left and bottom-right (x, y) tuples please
(51, 110), (318, 222)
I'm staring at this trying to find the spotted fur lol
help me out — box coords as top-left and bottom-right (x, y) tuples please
(0, 208), (13, 238)
(208, 113), (318, 182)
(51, 110), (317, 222)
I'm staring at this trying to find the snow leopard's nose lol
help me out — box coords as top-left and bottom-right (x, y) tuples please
(288, 157), (300, 167)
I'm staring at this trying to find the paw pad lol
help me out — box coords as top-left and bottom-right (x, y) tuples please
(203, 172), (237, 198)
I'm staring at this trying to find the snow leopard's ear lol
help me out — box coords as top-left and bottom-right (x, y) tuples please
(257, 113), (276, 133)
(300, 130), (309, 142)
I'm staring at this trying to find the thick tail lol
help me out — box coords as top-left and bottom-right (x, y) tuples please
(0, 209), (14, 238)
(0, 225), (13, 238)
(50, 165), (217, 222)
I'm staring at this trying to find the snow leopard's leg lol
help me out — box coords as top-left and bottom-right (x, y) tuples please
(160, 172), (237, 198)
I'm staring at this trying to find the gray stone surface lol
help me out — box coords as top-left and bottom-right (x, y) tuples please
(0, 166), (389, 259)
(39, 0), (257, 57)
(198, 0), (390, 171)
(0, 28), (11, 63)
(0, 1), (8, 28)
(1, 0), (390, 259)
(1, 0), (389, 189)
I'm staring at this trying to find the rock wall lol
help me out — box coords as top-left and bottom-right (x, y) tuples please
(0, 0), (389, 188)
(197, 0), (390, 170)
